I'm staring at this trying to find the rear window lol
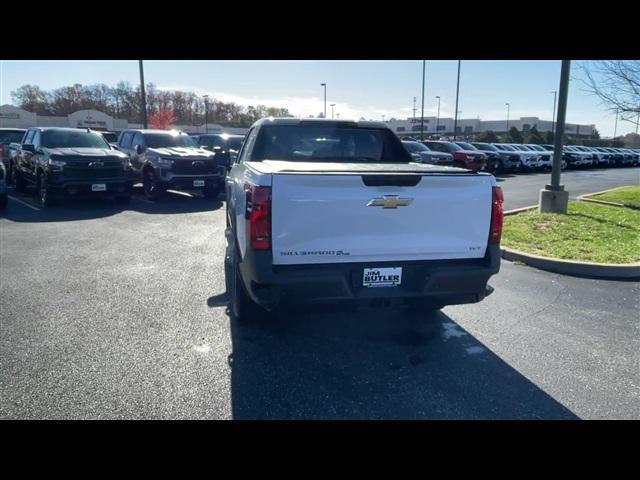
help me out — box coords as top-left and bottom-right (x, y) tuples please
(0, 130), (25, 144)
(41, 130), (109, 149)
(251, 125), (411, 162)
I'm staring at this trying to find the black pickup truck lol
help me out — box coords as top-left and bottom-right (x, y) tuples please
(12, 127), (132, 206)
(116, 129), (225, 199)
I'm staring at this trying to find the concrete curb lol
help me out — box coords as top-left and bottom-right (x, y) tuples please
(500, 248), (640, 279)
(577, 186), (639, 210)
(502, 196), (640, 280)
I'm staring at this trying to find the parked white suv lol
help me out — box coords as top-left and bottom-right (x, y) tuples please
(225, 118), (503, 320)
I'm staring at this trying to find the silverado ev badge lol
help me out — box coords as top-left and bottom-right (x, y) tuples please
(367, 195), (414, 209)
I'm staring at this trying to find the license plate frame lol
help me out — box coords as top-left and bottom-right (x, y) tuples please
(363, 267), (402, 288)
(193, 180), (205, 187)
(91, 184), (107, 192)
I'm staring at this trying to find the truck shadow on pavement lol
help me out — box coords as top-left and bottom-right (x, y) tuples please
(0, 186), (223, 223)
(219, 300), (579, 420)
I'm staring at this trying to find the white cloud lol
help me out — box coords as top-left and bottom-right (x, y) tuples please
(156, 83), (446, 121)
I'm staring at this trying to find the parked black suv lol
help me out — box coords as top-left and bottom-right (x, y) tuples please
(195, 133), (245, 171)
(12, 127), (131, 207)
(116, 129), (224, 199)
(0, 128), (26, 179)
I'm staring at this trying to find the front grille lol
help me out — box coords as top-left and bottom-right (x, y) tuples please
(170, 159), (218, 175)
(541, 155), (550, 161)
(64, 167), (123, 179)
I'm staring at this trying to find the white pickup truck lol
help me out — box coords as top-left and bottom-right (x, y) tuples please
(224, 118), (503, 320)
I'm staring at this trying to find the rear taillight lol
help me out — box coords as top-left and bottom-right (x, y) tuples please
(489, 186), (504, 244)
(245, 184), (271, 250)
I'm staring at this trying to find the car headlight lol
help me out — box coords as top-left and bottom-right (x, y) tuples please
(122, 157), (132, 169)
(157, 157), (173, 167)
(48, 158), (66, 171)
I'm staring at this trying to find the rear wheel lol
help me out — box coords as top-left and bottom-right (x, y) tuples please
(228, 243), (267, 323)
(143, 170), (164, 200)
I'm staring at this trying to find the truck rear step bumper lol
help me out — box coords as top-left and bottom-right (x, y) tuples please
(237, 243), (501, 310)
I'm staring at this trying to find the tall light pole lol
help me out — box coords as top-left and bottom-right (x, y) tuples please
(203, 95), (209, 134)
(453, 60), (461, 141)
(330, 103), (336, 119)
(540, 60), (571, 214)
(138, 60), (148, 129)
(505, 102), (510, 133)
(551, 91), (557, 137)
(613, 109), (619, 139)
(420, 60), (426, 140)
(412, 97), (417, 119)
(382, 114), (386, 122)
(435, 96), (441, 135)
(320, 83), (326, 118)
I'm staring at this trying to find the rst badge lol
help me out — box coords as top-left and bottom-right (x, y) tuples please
(363, 267), (402, 287)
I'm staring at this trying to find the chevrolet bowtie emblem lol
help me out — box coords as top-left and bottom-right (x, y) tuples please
(367, 195), (414, 209)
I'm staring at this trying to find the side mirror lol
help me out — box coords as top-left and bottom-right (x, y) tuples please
(135, 144), (145, 154)
(22, 144), (36, 154)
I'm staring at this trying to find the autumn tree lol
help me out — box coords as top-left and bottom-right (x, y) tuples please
(149, 108), (176, 129)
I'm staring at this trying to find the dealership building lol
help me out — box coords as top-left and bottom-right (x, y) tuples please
(386, 116), (596, 138)
(0, 105), (248, 135)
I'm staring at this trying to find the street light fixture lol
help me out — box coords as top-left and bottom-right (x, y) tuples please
(320, 83), (327, 118)
(505, 102), (510, 132)
(435, 96), (441, 134)
(203, 95), (209, 134)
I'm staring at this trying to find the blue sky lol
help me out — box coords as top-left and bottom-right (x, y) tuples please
(0, 60), (631, 137)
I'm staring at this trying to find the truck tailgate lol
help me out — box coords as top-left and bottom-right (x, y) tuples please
(271, 172), (494, 265)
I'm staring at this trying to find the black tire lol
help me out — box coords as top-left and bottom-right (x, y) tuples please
(203, 184), (221, 199)
(12, 167), (27, 192)
(143, 170), (164, 200)
(495, 160), (504, 174)
(0, 193), (7, 209)
(37, 173), (56, 207)
(228, 243), (266, 322)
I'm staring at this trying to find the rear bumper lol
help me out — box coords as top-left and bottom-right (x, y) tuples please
(236, 241), (501, 310)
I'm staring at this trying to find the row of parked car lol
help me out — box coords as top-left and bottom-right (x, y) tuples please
(401, 138), (640, 173)
(0, 126), (244, 207)
(1, 122), (639, 209)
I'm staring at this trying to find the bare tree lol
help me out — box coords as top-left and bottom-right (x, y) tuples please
(579, 60), (640, 128)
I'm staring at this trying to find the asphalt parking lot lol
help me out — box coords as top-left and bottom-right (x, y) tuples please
(1, 168), (638, 419)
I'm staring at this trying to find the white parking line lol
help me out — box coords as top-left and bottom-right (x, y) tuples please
(132, 196), (155, 205)
(8, 196), (41, 211)
(166, 190), (195, 197)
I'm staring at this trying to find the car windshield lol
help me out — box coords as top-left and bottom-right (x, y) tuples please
(145, 133), (196, 148)
(251, 125), (411, 162)
(495, 144), (516, 151)
(528, 145), (547, 151)
(41, 130), (110, 149)
(227, 137), (244, 150)
(427, 142), (462, 152)
(0, 130), (25, 144)
(101, 132), (118, 143)
(472, 143), (498, 152)
(456, 142), (478, 151)
(403, 142), (430, 152)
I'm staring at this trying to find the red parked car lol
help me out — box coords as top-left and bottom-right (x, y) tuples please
(422, 140), (487, 171)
